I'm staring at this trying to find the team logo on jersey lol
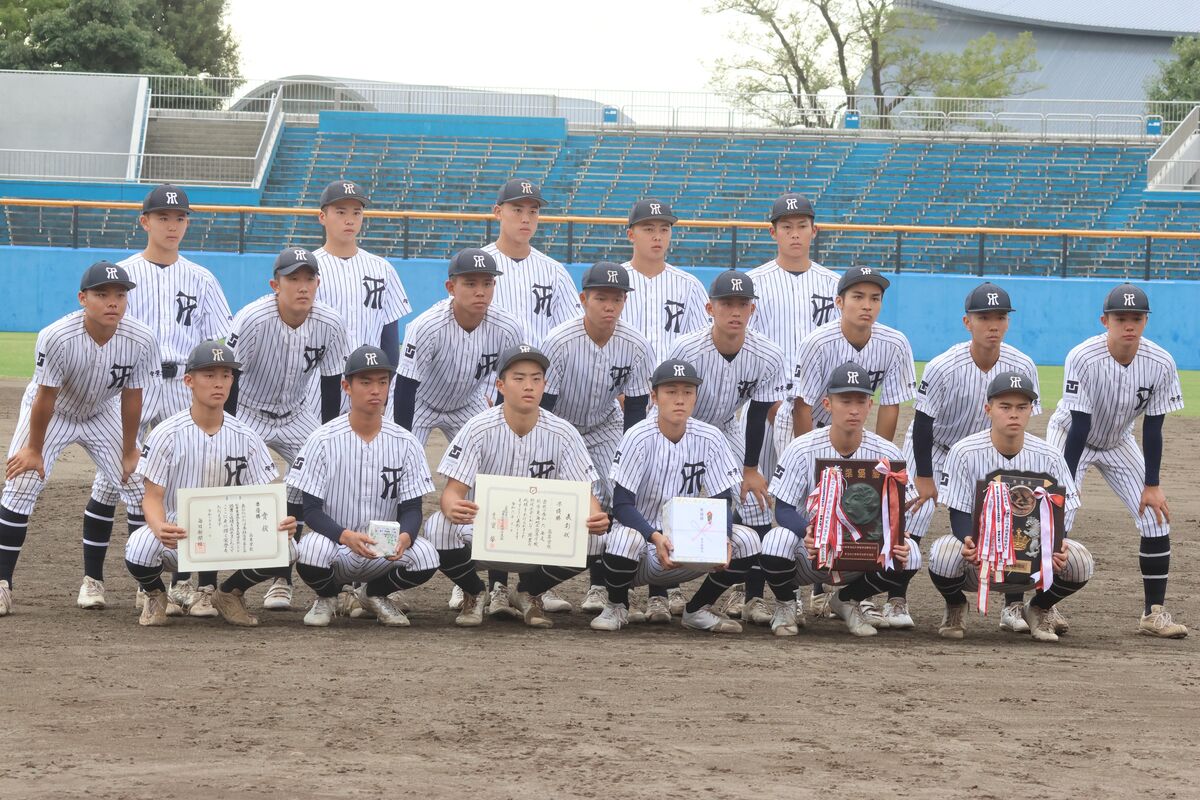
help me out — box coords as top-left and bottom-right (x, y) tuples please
(404, 343), (417, 359)
(939, 472), (950, 487)
(36, 351), (45, 367)
(529, 460), (556, 479)
(140, 444), (150, 457)
(772, 464), (785, 479)
(1135, 385), (1154, 411)
(226, 333), (239, 348)
(736, 379), (759, 400)
(613, 449), (622, 464)
(918, 379), (929, 395)
(867, 370), (885, 391)
(223, 456), (248, 486)
(175, 292), (198, 326)
(107, 363), (134, 389)
(302, 345), (327, 373)
(448, 444), (462, 459)
(794, 364), (803, 379)
(608, 365), (633, 390)
(362, 276), (386, 310)
(291, 456), (305, 470)
(811, 294), (836, 326)
(379, 467), (405, 499)
(1065, 379), (1079, 395)
(475, 352), (500, 380)
(680, 461), (706, 494)
(532, 284), (554, 317)
(663, 301), (685, 333)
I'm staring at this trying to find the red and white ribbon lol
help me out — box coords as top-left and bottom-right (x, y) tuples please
(805, 467), (861, 569)
(1028, 487), (1065, 593)
(873, 458), (908, 571)
(975, 480), (1015, 615)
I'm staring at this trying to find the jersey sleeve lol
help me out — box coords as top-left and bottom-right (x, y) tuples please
(703, 435), (743, 496)
(610, 427), (650, 490)
(1148, 356), (1185, 416)
(1056, 348), (1092, 415)
(768, 442), (812, 507)
(246, 431), (280, 484)
(32, 327), (65, 388)
(553, 266), (581, 326)
(286, 434), (329, 500)
(912, 359), (945, 417)
(321, 322), (353, 378)
(878, 338), (917, 405)
(557, 425), (600, 487)
(541, 334), (567, 396)
(629, 336), (657, 396)
(127, 332), (161, 390)
(752, 351), (787, 403)
(396, 316), (434, 383)
(393, 437), (436, 503)
(438, 419), (483, 486)
(199, 277), (234, 341)
(684, 278), (711, 334)
(225, 308), (257, 366)
(1049, 450), (1081, 517)
(939, 443), (976, 514)
(136, 425), (176, 487)
(794, 332), (827, 405)
(383, 263), (412, 322)
(1021, 354), (1044, 416)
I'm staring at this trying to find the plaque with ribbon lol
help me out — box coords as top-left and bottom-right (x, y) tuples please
(807, 458), (908, 573)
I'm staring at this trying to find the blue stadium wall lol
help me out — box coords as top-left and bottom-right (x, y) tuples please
(3, 245), (1197, 369)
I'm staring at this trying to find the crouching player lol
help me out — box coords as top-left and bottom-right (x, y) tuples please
(125, 341), (297, 627)
(930, 372), (1092, 643)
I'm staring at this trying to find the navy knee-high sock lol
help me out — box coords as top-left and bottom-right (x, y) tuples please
(1032, 578), (1087, 611)
(685, 555), (756, 613)
(81, 499), (115, 581)
(1140, 535), (1170, 614)
(603, 552), (638, 607)
(0, 506), (30, 585)
(366, 566), (437, 597)
(742, 525), (772, 600)
(930, 571), (967, 606)
(441, 548), (486, 595)
(221, 565), (290, 594)
(295, 562), (340, 598)
(760, 554), (798, 602)
(588, 554), (606, 586)
(487, 569), (509, 588)
(125, 559), (166, 593)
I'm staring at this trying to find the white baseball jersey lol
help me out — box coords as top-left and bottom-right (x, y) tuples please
(287, 416), (434, 532)
(746, 259), (840, 386)
(25, 310), (159, 419)
(136, 409), (278, 523)
(941, 430), (1080, 518)
(1049, 335), (1184, 449)
(542, 317), (656, 431)
(770, 427), (902, 512)
(619, 262), (710, 362)
(793, 321), (917, 427)
(668, 328), (787, 430)
(483, 243), (579, 345)
(227, 296), (351, 417)
(313, 247), (411, 349)
(117, 253), (232, 364)
(610, 418), (742, 529)
(398, 298), (526, 412)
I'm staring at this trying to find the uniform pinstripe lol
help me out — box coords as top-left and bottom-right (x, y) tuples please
(397, 298), (526, 444)
(483, 243), (580, 346)
(619, 262), (710, 362)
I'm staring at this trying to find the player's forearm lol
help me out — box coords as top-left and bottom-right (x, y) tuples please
(912, 410), (935, 477)
(612, 483), (657, 541)
(1142, 414), (1164, 486)
(1062, 411), (1092, 477)
(792, 399), (813, 437)
(120, 388), (142, 453)
(743, 400), (772, 467)
(143, 482), (168, 532)
(302, 491), (347, 544)
(26, 386), (58, 452)
(875, 404), (899, 441)
(949, 508), (973, 542)
(393, 376), (418, 429)
(379, 321), (399, 366)
(320, 375), (341, 424)
(224, 373), (240, 416)
(440, 480), (470, 518)
(775, 499), (807, 537)
(623, 394), (648, 430)
(395, 496), (423, 539)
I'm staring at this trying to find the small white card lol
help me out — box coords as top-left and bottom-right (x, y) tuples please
(471, 473), (591, 569)
(662, 497), (728, 569)
(366, 520), (402, 559)
(176, 484), (288, 572)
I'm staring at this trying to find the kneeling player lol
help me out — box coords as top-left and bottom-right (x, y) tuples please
(125, 341), (297, 627)
(929, 372), (1092, 643)
(288, 346), (440, 627)
(761, 361), (918, 637)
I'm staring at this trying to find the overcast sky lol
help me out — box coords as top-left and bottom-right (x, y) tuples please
(227, 0), (737, 95)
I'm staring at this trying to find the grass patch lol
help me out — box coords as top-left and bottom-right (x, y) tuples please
(0, 332), (34, 379)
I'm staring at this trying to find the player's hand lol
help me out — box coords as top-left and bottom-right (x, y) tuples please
(650, 531), (676, 569)
(803, 528), (818, 560)
(767, 400), (781, 426)
(5, 447), (45, 481)
(1051, 539), (1069, 574)
(906, 475), (938, 513)
(152, 522), (187, 549)
(960, 536), (977, 561)
(339, 529), (378, 559)
(741, 467), (770, 510)
(713, 539), (734, 572)
(446, 499), (478, 526)
(385, 532), (413, 562)
(1138, 485), (1170, 525)
(892, 537), (911, 562)
(278, 516), (297, 540)
(120, 446), (139, 483)
(585, 511), (610, 534)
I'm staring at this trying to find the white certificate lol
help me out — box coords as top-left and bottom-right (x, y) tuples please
(176, 484), (289, 572)
(470, 474), (591, 569)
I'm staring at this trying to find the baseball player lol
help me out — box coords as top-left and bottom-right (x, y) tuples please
(125, 341), (298, 627)
(666, 270), (786, 627)
(540, 262), (656, 613)
(223, 247), (352, 611)
(423, 344), (610, 628)
(930, 372), (1092, 643)
(761, 361), (919, 637)
(590, 358), (761, 634)
(1048, 284), (1186, 638)
(288, 346), (441, 628)
(894, 282), (1040, 633)
(1, 261), (156, 615)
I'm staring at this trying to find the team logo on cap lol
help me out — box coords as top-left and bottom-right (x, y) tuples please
(165, 192), (179, 205)
(987, 292), (999, 306)
(105, 267), (119, 281)
(785, 198), (798, 210)
(343, 183), (356, 194)
(212, 347), (225, 362)
(650, 203), (662, 215)
(473, 255), (486, 269)
(519, 345), (531, 353)
(365, 352), (379, 365)
(520, 182), (533, 194)
(861, 268), (873, 275)
(730, 278), (744, 292)
(607, 270), (619, 283)
(673, 365), (686, 377)
(1010, 376), (1023, 388)
(1124, 293), (1137, 306)
(846, 371), (860, 384)
(293, 249), (308, 262)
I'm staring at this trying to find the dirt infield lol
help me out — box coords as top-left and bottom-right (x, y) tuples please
(0, 378), (1195, 800)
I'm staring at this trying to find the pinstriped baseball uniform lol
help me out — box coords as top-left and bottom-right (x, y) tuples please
(422, 406), (600, 553)
(1046, 334), (1183, 538)
(792, 321), (917, 429)
(667, 327), (787, 526)
(483, 243), (580, 346)
(619, 262), (710, 362)
(541, 317), (656, 508)
(286, 416), (439, 583)
(124, 409), (291, 571)
(397, 298), (526, 444)
(901, 342), (1041, 539)
(3, 311), (158, 515)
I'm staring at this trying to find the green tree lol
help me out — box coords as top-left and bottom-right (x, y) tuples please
(1147, 35), (1200, 105)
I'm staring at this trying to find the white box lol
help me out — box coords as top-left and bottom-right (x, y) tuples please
(661, 497), (727, 569)
(366, 520), (402, 559)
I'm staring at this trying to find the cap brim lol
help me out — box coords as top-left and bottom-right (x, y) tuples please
(1103, 306), (1150, 314)
(451, 268), (504, 277)
(142, 205), (190, 214)
(187, 360), (241, 372)
(967, 304), (1014, 313)
(275, 263), (319, 277)
(582, 282), (633, 292)
(770, 210), (815, 222)
(83, 279), (137, 291)
(498, 196), (547, 207)
(987, 388), (1038, 402)
(826, 385), (872, 396)
(344, 364), (396, 377)
(500, 354), (550, 373)
(710, 291), (758, 300)
(839, 275), (890, 293)
(321, 196), (369, 208)
(652, 375), (702, 388)
(628, 214), (678, 226)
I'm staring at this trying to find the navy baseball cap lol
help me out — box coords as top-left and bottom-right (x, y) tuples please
(449, 248), (503, 277)
(826, 361), (873, 396)
(964, 282), (1014, 313)
(708, 270), (757, 300)
(186, 340), (241, 373)
(628, 199), (677, 226)
(344, 345), (395, 377)
(651, 358), (702, 388)
(142, 184), (190, 214)
(320, 180), (369, 207)
(837, 265), (890, 295)
(273, 246), (320, 277)
(769, 193), (815, 222)
(986, 371), (1038, 402)
(496, 178), (547, 207)
(497, 344), (550, 375)
(581, 261), (633, 292)
(80, 261), (136, 291)
(1103, 283), (1151, 314)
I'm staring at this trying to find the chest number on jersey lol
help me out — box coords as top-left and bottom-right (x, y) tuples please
(680, 461), (706, 493)
(380, 467), (404, 499)
(663, 301), (685, 333)
(362, 277), (386, 309)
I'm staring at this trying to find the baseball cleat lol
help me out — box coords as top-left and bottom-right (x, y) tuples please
(627, 604), (648, 623)
(1046, 605), (1069, 634)
(1023, 601), (1059, 643)
(359, 590), (410, 627)
(304, 596), (336, 627)
(646, 595), (672, 624)
(938, 602), (967, 640)
(1139, 605), (1188, 639)
(717, 586), (746, 617)
(829, 592), (877, 637)
(859, 599), (886, 629)
(682, 605), (742, 634)
(455, 590), (485, 627)
(540, 588), (572, 613)
(1000, 601), (1030, 633)
(76, 576), (107, 609)
(590, 602), (630, 631)
(667, 587), (686, 616)
(261, 578), (292, 611)
(810, 590), (834, 619)
(741, 596), (773, 625)
(213, 588), (259, 627)
(770, 599), (800, 636)
(138, 589), (169, 626)
(189, 585), (219, 618)
(387, 590), (412, 613)
(580, 585), (607, 613)
(882, 598), (915, 630)
(448, 584), (464, 610)
(135, 587), (146, 611)
(487, 582), (521, 619)
(514, 591), (553, 628)
(0, 580), (11, 616)
(167, 579), (193, 616)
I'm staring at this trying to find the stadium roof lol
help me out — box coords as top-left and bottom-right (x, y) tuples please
(921, 0), (1200, 37)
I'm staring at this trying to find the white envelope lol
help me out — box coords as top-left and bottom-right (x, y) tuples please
(176, 484), (289, 572)
(662, 497), (728, 569)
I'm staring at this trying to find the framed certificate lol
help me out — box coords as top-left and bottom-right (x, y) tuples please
(176, 484), (289, 572)
(470, 474), (591, 570)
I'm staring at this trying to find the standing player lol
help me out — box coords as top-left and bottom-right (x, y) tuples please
(422, 344), (610, 628)
(224, 247), (352, 611)
(125, 341), (298, 627)
(895, 282), (1040, 633)
(2, 262), (156, 615)
(930, 373), (1092, 643)
(288, 346), (441, 628)
(760, 362), (919, 637)
(540, 262), (656, 612)
(1047, 284), (1186, 638)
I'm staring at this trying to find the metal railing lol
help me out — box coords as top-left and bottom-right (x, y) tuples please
(2, 198), (1197, 280)
(251, 93), (284, 188)
(1148, 105), (1200, 191)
